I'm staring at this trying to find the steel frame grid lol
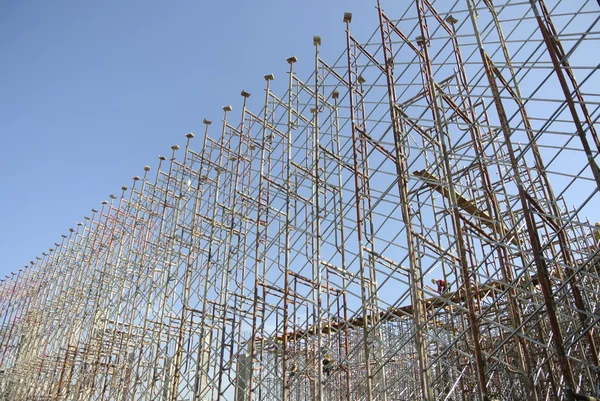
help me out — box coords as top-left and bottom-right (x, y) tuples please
(1, 0), (600, 400)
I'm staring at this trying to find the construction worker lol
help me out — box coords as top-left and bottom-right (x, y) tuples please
(288, 361), (298, 380)
(431, 278), (447, 294)
(322, 354), (333, 377)
(594, 222), (600, 246)
(285, 361), (299, 388)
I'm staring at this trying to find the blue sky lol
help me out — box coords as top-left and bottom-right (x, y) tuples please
(0, 1), (382, 277)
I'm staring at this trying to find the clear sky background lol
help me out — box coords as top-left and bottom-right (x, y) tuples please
(0, 1), (388, 277)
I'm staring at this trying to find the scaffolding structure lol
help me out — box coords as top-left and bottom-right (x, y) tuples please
(1, 0), (600, 400)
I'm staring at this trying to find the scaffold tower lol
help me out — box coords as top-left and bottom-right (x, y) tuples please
(1, 0), (600, 400)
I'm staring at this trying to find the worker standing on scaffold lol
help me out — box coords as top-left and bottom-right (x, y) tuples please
(322, 354), (333, 377)
(289, 361), (298, 379)
(431, 278), (447, 294)
(286, 361), (298, 387)
(593, 222), (600, 247)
